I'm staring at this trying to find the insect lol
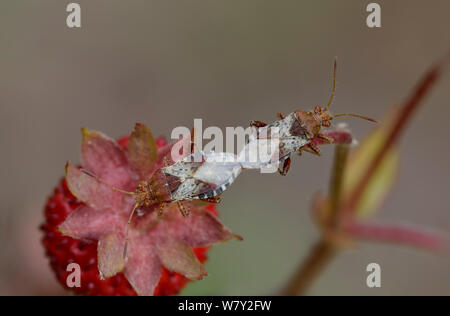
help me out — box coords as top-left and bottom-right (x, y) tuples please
(82, 150), (242, 258)
(247, 58), (377, 176)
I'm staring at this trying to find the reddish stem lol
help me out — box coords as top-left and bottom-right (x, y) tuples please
(344, 58), (445, 213)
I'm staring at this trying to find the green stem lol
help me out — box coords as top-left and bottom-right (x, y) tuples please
(329, 144), (349, 228)
(281, 144), (349, 296)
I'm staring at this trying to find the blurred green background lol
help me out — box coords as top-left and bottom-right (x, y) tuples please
(0, 0), (449, 295)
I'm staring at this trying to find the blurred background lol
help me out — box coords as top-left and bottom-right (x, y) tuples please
(0, 0), (449, 295)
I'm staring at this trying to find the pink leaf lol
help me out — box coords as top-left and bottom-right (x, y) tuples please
(120, 204), (241, 294)
(124, 238), (162, 296)
(65, 163), (117, 210)
(98, 232), (126, 279)
(158, 204), (243, 247)
(81, 128), (132, 188)
(156, 238), (206, 280)
(58, 206), (123, 240)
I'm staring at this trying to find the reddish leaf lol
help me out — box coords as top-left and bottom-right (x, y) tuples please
(98, 232), (126, 279)
(58, 206), (123, 240)
(156, 238), (206, 280)
(124, 236), (162, 296)
(81, 128), (132, 188)
(159, 204), (243, 247)
(65, 163), (117, 210)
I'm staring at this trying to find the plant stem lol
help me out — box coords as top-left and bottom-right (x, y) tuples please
(329, 144), (349, 228)
(282, 239), (337, 296)
(281, 144), (349, 296)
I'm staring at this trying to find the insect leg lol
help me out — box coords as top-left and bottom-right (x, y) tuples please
(250, 120), (268, 128)
(123, 203), (139, 260)
(190, 127), (196, 154)
(317, 133), (334, 144)
(298, 144), (321, 156)
(308, 143), (321, 155)
(157, 202), (167, 217)
(177, 201), (190, 217)
(199, 196), (222, 204)
(278, 156), (291, 176)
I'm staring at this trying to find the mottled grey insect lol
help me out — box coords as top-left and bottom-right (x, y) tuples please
(247, 58), (376, 175)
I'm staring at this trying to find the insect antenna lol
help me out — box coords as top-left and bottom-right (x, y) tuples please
(324, 57), (337, 111)
(320, 58), (377, 124)
(123, 203), (139, 260)
(81, 169), (135, 195)
(333, 113), (378, 123)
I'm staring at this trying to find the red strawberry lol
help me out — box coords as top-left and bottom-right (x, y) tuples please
(41, 128), (237, 296)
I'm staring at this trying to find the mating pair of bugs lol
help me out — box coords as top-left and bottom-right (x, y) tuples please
(82, 58), (376, 257)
